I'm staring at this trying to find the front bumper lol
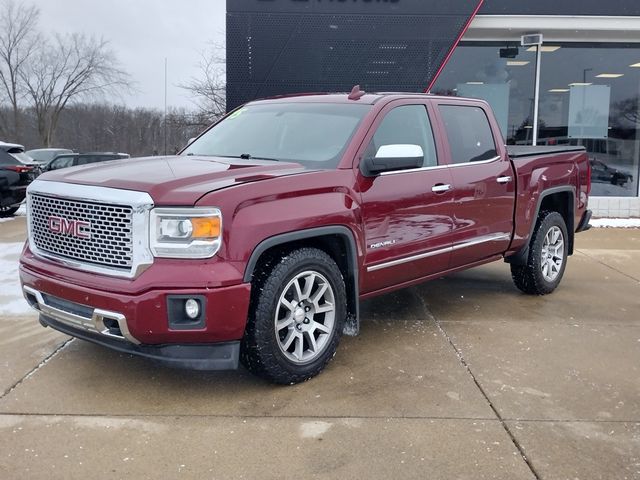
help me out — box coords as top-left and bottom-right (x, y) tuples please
(39, 313), (240, 370)
(20, 249), (252, 369)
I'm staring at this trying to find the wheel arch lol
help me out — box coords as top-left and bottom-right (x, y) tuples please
(506, 186), (575, 266)
(243, 226), (360, 336)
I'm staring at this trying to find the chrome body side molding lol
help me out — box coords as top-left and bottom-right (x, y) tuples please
(367, 233), (511, 272)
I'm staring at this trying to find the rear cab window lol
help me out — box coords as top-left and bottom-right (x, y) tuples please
(438, 105), (498, 164)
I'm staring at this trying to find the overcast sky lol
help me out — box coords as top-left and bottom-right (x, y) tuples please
(32, 0), (226, 110)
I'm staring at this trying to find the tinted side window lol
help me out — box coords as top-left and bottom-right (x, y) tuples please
(439, 105), (498, 164)
(49, 157), (75, 170)
(367, 105), (438, 168)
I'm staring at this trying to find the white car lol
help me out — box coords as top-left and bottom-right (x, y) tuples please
(25, 147), (73, 165)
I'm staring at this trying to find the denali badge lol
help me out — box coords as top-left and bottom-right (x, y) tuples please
(369, 239), (397, 249)
(48, 216), (92, 240)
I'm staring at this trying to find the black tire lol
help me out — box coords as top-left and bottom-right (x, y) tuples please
(511, 211), (569, 295)
(0, 206), (19, 217)
(240, 248), (346, 384)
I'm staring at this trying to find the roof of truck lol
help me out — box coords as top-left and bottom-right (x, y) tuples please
(248, 91), (485, 106)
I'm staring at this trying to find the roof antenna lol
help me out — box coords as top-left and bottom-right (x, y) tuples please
(348, 85), (365, 101)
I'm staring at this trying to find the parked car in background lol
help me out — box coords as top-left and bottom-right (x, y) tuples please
(43, 152), (130, 172)
(0, 141), (40, 166)
(26, 148), (74, 165)
(589, 158), (633, 186)
(0, 148), (39, 217)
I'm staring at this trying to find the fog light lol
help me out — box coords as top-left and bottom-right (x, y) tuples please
(185, 299), (200, 319)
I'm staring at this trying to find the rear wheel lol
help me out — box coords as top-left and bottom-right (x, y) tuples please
(511, 211), (568, 295)
(241, 248), (346, 384)
(0, 206), (19, 217)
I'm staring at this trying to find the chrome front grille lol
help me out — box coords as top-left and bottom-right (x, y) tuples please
(30, 194), (134, 269)
(26, 181), (155, 278)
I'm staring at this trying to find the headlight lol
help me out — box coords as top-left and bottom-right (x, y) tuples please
(150, 207), (222, 258)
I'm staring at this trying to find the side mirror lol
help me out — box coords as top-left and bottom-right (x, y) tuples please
(187, 137), (197, 145)
(361, 144), (424, 177)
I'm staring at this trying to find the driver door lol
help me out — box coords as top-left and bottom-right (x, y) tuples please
(357, 101), (455, 294)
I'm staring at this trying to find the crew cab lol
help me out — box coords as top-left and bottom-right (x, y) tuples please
(20, 91), (591, 384)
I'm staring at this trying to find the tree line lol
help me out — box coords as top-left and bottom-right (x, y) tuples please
(0, 104), (212, 157)
(0, 0), (226, 156)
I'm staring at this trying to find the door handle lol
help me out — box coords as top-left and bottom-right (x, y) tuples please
(432, 184), (452, 193)
(496, 176), (513, 184)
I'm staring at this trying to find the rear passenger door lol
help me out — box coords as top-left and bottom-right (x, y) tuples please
(435, 102), (515, 268)
(357, 100), (455, 293)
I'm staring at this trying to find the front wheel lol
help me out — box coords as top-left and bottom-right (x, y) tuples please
(241, 248), (346, 384)
(511, 211), (569, 295)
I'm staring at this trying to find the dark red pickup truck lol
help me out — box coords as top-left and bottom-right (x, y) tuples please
(20, 92), (591, 384)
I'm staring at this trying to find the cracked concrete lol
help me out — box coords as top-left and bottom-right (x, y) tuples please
(0, 218), (638, 479)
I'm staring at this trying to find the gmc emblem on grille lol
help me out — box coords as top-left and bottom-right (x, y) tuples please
(48, 216), (92, 240)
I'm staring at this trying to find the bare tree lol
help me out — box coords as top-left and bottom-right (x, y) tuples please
(0, 0), (40, 141)
(613, 96), (640, 126)
(180, 44), (226, 124)
(21, 33), (132, 146)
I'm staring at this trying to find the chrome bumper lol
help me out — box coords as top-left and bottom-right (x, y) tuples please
(23, 286), (140, 344)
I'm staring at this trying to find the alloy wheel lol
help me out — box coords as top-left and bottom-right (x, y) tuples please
(274, 270), (336, 364)
(541, 226), (564, 282)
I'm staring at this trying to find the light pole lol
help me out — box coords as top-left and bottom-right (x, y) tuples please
(164, 57), (168, 156)
(521, 34), (543, 146)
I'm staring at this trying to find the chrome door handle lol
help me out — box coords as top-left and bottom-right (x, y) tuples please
(496, 176), (513, 184)
(432, 184), (452, 193)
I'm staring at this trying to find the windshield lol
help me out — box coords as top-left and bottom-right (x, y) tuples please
(182, 103), (371, 168)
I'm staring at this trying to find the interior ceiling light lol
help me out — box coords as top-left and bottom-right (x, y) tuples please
(596, 73), (624, 78)
(549, 89), (569, 93)
(507, 61), (530, 66)
(569, 82), (593, 86)
(526, 46), (561, 52)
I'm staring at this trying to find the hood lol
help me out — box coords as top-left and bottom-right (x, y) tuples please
(39, 155), (311, 204)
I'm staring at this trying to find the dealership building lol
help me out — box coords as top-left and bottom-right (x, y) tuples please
(227, 0), (640, 217)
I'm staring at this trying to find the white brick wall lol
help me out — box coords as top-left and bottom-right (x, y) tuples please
(590, 197), (640, 218)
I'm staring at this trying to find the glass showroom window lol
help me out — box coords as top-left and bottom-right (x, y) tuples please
(431, 43), (536, 145)
(537, 44), (640, 197)
(434, 42), (640, 197)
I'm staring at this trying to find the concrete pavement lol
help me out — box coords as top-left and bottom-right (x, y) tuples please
(0, 216), (638, 479)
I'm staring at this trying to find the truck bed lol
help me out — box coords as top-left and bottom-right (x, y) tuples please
(507, 145), (586, 158)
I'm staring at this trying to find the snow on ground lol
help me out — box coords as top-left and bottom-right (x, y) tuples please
(0, 242), (32, 316)
(590, 218), (640, 228)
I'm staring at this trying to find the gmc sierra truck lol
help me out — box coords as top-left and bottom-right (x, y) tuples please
(20, 91), (592, 384)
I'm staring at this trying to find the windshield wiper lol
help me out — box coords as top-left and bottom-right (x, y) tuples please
(184, 153), (281, 162)
(238, 153), (280, 162)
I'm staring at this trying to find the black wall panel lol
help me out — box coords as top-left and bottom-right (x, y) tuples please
(226, 0), (482, 110)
